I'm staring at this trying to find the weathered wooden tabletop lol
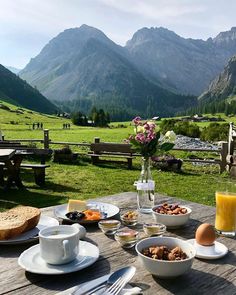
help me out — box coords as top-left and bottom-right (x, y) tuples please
(0, 192), (235, 295)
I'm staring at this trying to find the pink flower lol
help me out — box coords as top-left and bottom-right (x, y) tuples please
(146, 131), (156, 143)
(132, 116), (141, 125)
(135, 133), (146, 144)
(143, 122), (156, 132)
(149, 123), (156, 130)
(144, 123), (150, 130)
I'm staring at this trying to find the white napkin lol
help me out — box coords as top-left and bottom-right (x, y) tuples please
(88, 286), (141, 295)
(57, 286), (141, 295)
(119, 286), (142, 295)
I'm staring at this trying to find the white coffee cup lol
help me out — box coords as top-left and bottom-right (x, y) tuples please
(39, 224), (80, 265)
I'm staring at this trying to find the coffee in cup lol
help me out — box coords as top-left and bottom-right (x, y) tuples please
(39, 224), (80, 265)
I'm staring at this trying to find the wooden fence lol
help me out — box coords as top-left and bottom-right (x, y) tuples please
(1, 129), (231, 173)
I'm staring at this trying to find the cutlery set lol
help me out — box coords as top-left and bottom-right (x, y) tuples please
(72, 266), (138, 295)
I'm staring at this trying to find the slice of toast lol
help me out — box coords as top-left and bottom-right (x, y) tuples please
(0, 212), (28, 240)
(9, 206), (41, 232)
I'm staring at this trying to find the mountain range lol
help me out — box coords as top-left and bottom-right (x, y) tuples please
(126, 27), (236, 95)
(199, 55), (236, 102)
(18, 25), (236, 118)
(0, 64), (56, 114)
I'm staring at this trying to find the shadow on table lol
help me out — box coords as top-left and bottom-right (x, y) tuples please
(25, 256), (111, 292)
(0, 241), (38, 258)
(154, 268), (235, 294)
(197, 250), (236, 267)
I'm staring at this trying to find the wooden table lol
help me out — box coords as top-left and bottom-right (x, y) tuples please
(0, 149), (34, 189)
(0, 148), (17, 188)
(0, 192), (235, 294)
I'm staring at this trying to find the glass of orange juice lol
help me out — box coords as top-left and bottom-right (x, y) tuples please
(215, 190), (236, 237)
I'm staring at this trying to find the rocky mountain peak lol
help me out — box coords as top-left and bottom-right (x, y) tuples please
(45, 25), (109, 52)
(199, 54), (236, 101)
(126, 26), (180, 48)
(213, 27), (236, 46)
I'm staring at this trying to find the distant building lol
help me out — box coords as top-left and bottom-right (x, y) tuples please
(180, 114), (225, 123)
(152, 116), (160, 121)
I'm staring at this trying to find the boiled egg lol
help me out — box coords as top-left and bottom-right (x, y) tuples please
(195, 223), (216, 246)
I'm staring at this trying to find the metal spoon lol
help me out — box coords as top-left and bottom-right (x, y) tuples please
(73, 266), (136, 295)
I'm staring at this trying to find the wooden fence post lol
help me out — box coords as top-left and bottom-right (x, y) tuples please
(41, 129), (50, 164)
(43, 129), (50, 149)
(92, 137), (100, 164)
(220, 142), (228, 173)
(94, 137), (100, 144)
(228, 122), (234, 156)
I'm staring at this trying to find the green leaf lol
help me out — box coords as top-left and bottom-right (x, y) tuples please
(160, 142), (175, 151)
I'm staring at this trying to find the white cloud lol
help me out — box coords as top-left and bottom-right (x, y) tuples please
(100, 0), (206, 20)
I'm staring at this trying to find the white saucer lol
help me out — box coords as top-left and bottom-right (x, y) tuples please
(187, 239), (228, 260)
(18, 240), (99, 274)
(0, 215), (59, 245)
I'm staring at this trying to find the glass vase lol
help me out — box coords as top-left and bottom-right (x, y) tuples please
(136, 157), (155, 213)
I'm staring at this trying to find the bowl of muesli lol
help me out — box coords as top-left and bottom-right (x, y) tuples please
(135, 237), (196, 278)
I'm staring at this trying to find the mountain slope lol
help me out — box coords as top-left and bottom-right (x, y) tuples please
(5, 66), (21, 74)
(199, 55), (236, 102)
(20, 25), (196, 119)
(0, 64), (56, 114)
(126, 27), (236, 95)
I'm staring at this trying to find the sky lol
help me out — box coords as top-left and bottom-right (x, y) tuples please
(0, 0), (236, 69)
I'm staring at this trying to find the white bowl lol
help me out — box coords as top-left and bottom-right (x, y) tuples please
(135, 237), (196, 278)
(152, 205), (192, 228)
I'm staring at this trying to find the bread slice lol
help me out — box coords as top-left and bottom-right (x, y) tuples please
(9, 206), (41, 232)
(0, 212), (28, 240)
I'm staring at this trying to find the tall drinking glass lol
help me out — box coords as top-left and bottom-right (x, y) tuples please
(215, 184), (236, 237)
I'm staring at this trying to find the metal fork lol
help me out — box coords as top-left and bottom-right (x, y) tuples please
(103, 276), (128, 295)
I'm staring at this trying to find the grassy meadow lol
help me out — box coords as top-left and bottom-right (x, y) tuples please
(0, 100), (234, 209)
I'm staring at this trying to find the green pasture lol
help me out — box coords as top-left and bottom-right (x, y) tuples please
(1, 156), (229, 210)
(0, 100), (235, 210)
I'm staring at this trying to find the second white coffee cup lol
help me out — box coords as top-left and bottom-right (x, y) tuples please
(39, 224), (80, 265)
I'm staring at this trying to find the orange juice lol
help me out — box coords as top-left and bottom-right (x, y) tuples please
(215, 191), (236, 233)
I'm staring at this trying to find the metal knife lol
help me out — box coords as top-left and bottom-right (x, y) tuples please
(71, 274), (109, 295)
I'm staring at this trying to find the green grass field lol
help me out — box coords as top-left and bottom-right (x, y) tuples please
(0, 100), (235, 210)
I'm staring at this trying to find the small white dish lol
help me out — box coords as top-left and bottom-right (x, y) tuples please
(18, 240), (99, 274)
(54, 201), (120, 224)
(0, 215), (59, 245)
(187, 239), (228, 260)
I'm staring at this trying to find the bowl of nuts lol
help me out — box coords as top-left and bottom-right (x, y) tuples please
(135, 237), (196, 278)
(120, 210), (138, 226)
(152, 203), (192, 229)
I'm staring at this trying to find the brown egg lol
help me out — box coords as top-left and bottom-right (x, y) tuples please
(195, 223), (216, 246)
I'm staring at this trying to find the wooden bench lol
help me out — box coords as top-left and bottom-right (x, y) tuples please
(0, 162), (50, 186)
(0, 142), (28, 149)
(88, 142), (134, 169)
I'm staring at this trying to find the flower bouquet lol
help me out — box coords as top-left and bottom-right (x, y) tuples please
(127, 117), (176, 213)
